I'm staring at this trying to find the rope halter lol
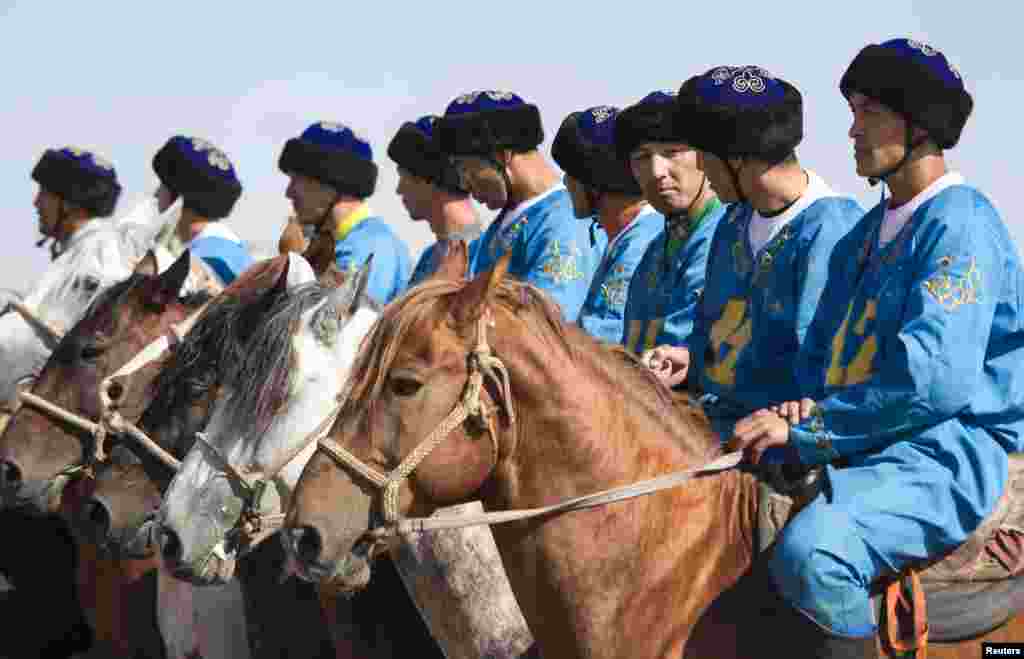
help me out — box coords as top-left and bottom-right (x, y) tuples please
(316, 312), (515, 531)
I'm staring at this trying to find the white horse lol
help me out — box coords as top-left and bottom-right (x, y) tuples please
(0, 198), (216, 419)
(158, 260), (378, 583)
(158, 252), (534, 659)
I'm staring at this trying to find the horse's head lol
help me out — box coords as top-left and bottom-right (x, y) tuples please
(158, 259), (378, 585)
(0, 251), (195, 515)
(82, 254), (310, 558)
(0, 211), (180, 408)
(284, 255), (521, 592)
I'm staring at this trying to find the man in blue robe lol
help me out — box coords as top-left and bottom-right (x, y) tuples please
(153, 135), (252, 285)
(730, 39), (1024, 657)
(436, 90), (605, 322)
(613, 90), (727, 355)
(551, 104), (663, 343)
(279, 121), (411, 304)
(648, 67), (863, 445)
(388, 115), (481, 287)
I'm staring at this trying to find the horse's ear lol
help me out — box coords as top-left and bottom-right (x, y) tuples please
(326, 255), (373, 319)
(143, 249), (190, 306)
(453, 252), (510, 325)
(317, 262), (348, 289)
(278, 218), (307, 255)
(271, 253), (291, 298)
(352, 254), (373, 307)
(133, 250), (160, 277)
(431, 240), (469, 282)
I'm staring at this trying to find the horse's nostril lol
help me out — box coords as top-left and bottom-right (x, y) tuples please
(160, 526), (183, 565)
(292, 525), (323, 566)
(0, 460), (22, 491)
(82, 499), (111, 541)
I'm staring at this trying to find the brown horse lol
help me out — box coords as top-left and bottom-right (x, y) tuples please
(62, 252), (338, 658)
(0, 250), (206, 658)
(84, 252), (442, 659)
(283, 256), (1024, 659)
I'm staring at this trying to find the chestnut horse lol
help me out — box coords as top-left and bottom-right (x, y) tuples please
(72, 253), (338, 658)
(84, 253), (436, 658)
(0, 250), (213, 658)
(283, 256), (1024, 658)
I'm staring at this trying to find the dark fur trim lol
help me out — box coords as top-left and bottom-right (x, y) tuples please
(278, 138), (378, 198)
(840, 44), (973, 149)
(386, 122), (466, 194)
(553, 112), (641, 195)
(676, 77), (803, 164)
(152, 141), (242, 219)
(614, 101), (683, 160)
(31, 151), (121, 217)
(436, 104), (544, 157)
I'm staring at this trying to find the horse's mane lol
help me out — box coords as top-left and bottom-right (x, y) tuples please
(219, 282), (328, 437)
(143, 256), (288, 433)
(340, 276), (718, 461)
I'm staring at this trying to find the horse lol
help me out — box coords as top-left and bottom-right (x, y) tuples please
(66, 252), (328, 658)
(0, 249), (218, 658)
(0, 197), (195, 411)
(80, 252), (366, 658)
(282, 255), (1024, 659)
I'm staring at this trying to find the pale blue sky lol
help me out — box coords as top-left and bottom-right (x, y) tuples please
(1, 1), (1020, 286)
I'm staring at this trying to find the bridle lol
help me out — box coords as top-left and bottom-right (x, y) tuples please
(315, 312), (515, 532)
(309, 307), (744, 545)
(6, 302), (209, 483)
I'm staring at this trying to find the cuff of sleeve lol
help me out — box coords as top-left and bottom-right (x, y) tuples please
(789, 407), (840, 466)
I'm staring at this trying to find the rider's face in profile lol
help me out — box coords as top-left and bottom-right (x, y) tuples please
(33, 187), (63, 237)
(629, 141), (705, 215)
(395, 168), (434, 222)
(453, 155), (508, 210)
(154, 184), (178, 214)
(700, 151), (743, 204)
(563, 174), (593, 220)
(847, 92), (911, 179)
(285, 173), (338, 226)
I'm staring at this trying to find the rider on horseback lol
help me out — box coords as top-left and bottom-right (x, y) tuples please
(435, 90), (606, 322)
(152, 135), (253, 285)
(729, 39), (1024, 657)
(648, 66), (864, 442)
(388, 115), (482, 288)
(614, 90), (728, 356)
(280, 121), (412, 304)
(32, 146), (122, 261)
(552, 104), (663, 343)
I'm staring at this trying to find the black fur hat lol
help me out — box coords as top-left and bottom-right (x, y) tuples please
(436, 91), (544, 157)
(31, 146), (121, 217)
(840, 38), (972, 149)
(613, 90), (682, 161)
(152, 136), (242, 219)
(676, 66), (803, 164)
(278, 121), (378, 198)
(387, 116), (466, 195)
(553, 106), (641, 195)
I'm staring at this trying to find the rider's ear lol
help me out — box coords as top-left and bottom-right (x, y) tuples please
(142, 250), (190, 307)
(452, 252), (510, 326)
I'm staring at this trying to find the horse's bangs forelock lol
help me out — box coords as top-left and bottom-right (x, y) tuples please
(340, 279), (466, 421)
(222, 282), (329, 437)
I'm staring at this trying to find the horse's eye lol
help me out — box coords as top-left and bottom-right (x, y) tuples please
(388, 377), (422, 398)
(81, 343), (105, 361)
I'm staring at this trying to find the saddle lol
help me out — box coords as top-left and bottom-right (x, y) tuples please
(756, 454), (1024, 650)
